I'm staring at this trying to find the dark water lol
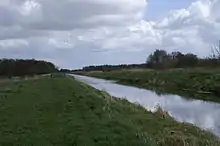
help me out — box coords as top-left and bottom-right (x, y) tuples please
(70, 74), (220, 137)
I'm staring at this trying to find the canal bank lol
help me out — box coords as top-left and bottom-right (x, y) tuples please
(71, 74), (220, 137)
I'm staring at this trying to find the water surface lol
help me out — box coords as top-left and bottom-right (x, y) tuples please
(71, 74), (220, 137)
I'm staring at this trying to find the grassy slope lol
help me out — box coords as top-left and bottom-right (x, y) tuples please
(80, 69), (220, 102)
(0, 76), (219, 145)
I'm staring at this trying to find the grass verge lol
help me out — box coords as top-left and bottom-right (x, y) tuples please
(0, 75), (219, 145)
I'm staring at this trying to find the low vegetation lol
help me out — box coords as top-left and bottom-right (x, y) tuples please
(0, 76), (219, 145)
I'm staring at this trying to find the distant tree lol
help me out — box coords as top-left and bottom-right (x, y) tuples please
(60, 69), (71, 73)
(210, 41), (220, 59)
(171, 51), (184, 60)
(0, 59), (57, 77)
(80, 63), (147, 72)
(147, 49), (168, 64)
(146, 49), (200, 69)
(78, 46), (220, 72)
(146, 49), (173, 69)
(176, 53), (198, 67)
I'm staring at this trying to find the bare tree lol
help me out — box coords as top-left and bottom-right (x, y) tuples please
(211, 40), (220, 59)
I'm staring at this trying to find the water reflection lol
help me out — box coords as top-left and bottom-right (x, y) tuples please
(71, 74), (220, 137)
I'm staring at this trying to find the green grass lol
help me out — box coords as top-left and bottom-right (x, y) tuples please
(0, 76), (219, 145)
(79, 68), (220, 102)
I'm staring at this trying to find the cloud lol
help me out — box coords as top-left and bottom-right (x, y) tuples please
(0, 0), (220, 68)
(0, 0), (146, 30)
(0, 0), (146, 39)
(155, 0), (220, 55)
(0, 26), (47, 40)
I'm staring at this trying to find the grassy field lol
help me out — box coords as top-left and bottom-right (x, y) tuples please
(0, 75), (219, 145)
(78, 68), (220, 102)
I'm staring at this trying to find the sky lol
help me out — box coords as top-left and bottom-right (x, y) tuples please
(146, 0), (196, 20)
(0, 0), (220, 69)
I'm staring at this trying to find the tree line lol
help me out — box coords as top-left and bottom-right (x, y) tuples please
(0, 59), (58, 77)
(74, 49), (220, 72)
(80, 64), (147, 72)
(146, 49), (220, 69)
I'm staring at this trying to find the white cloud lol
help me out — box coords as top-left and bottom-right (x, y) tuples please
(0, 39), (28, 49)
(155, 0), (220, 55)
(33, 0), (146, 29)
(0, 0), (146, 30)
(0, 0), (220, 68)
